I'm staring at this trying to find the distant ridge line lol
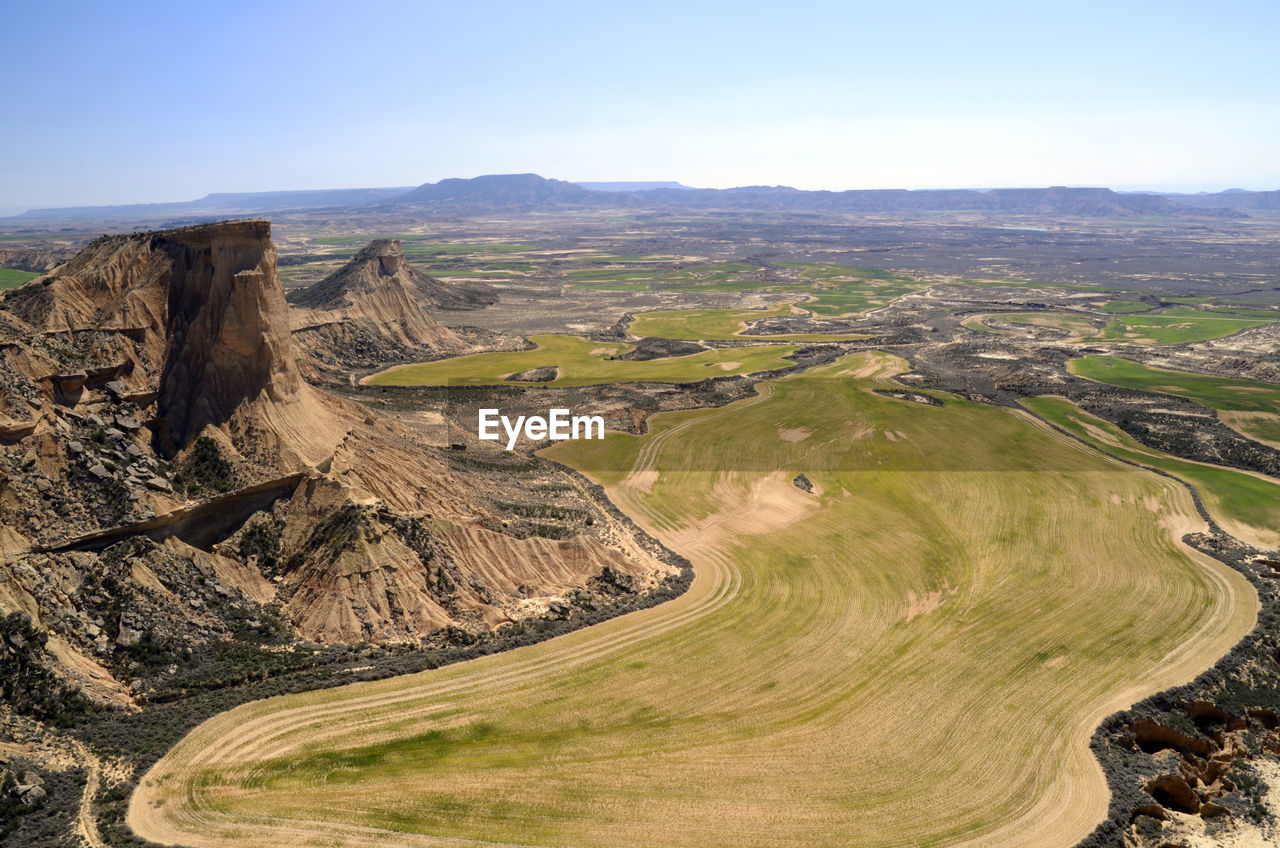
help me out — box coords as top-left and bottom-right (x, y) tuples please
(8, 174), (1280, 222)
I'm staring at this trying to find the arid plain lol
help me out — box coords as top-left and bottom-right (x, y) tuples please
(2, 182), (1280, 848)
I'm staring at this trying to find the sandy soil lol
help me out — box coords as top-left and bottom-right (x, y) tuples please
(776, 426), (811, 443)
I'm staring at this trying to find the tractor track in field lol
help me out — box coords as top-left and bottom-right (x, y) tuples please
(126, 352), (1257, 848)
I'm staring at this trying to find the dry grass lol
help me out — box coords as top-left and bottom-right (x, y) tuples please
(626, 302), (867, 341)
(363, 333), (799, 387)
(129, 352), (1255, 848)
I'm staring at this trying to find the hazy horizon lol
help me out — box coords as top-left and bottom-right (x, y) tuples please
(3, 0), (1278, 210)
(4, 175), (1279, 218)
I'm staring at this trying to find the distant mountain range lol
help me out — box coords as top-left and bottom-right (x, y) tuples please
(1152, 189), (1280, 211)
(7, 187), (415, 222)
(8, 174), (1279, 222)
(381, 173), (594, 210)
(574, 181), (693, 191)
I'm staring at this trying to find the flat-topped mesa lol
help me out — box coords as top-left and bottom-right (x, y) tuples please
(156, 222), (305, 453)
(0, 218), (343, 467)
(5, 219), (284, 385)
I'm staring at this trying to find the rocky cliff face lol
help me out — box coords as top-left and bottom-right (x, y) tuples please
(156, 222), (300, 452)
(1, 220), (344, 469)
(288, 239), (465, 371)
(0, 219), (677, 718)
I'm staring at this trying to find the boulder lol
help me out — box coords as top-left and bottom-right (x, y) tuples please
(115, 625), (141, 648)
(16, 784), (46, 804)
(145, 476), (173, 492)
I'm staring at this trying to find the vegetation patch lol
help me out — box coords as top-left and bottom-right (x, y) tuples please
(174, 436), (237, 495)
(1070, 355), (1280, 412)
(0, 612), (97, 726)
(785, 264), (924, 315)
(1100, 307), (1275, 344)
(132, 352), (1253, 848)
(1024, 395), (1280, 549)
(364, 334), (801, 387)
(0, 269), (39, 290)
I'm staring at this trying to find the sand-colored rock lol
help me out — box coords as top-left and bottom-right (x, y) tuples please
(0, 220), (675, 707)
(288, 239), (468, 371)
(1, 220), (346, 470)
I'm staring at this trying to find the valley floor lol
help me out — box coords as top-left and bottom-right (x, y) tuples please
(127, 353), (1256, 848)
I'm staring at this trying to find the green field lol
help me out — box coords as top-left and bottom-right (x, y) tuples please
(565, 261), (763, 288)
(363, 334), (801, 387)
(1098, 306), (1276, 344)
(968, 306), (1276, 344)
(1095, 299), (1154, 314)
(1197, 306), (1280, 320)
(1225, 414), (1280, 446)
(132, 352), (1254, 848)
(0, 268), (39, 289)
(560, 261), (924, 308)
(563, 268), (661, 282)
(785, 264), (924, 315)
(998, 312), (1101, 337)
(431, 268), (529, 279)
(1024, 395), (1280, 549)
(1068, 355), (1280, 449)
(626, 303), (866, 342)
(588, 253), (682, 263)
(626, 303), (791, 339)
(1069, 355), (1280, 411)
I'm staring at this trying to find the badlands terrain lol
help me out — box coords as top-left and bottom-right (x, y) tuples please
(2, 177), (1280, 847)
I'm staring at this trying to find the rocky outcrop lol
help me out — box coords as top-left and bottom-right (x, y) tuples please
(0, 220), (679, 723)
(612, 337), (707, 361)
(407, 263), (497, 312)
(0, 220), (346, 470)
(0, 245), (75, 272)
(153, 222), (342, 467)
(288, 240), (466, 370)
(507, 366), (558, 382)
(242, 474), (656, 644)
(289, 238), (494, 312)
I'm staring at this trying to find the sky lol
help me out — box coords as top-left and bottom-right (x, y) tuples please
(2, 0), (1278, 211)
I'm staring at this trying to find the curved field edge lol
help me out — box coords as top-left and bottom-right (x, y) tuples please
(1020, 395), (1280, 844)
(361, 333), (803, 387)
(128, 352), (1257, 848)
(1067, 354), (1280, 450)
(1021, 395), (1280, 550)
(625, 302), (869, 341)
(965, 309), (1275, 345)
(1067, 355), (1280, 413)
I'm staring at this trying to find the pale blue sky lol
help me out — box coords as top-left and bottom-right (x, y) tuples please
(2, 0), (1278, 210)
